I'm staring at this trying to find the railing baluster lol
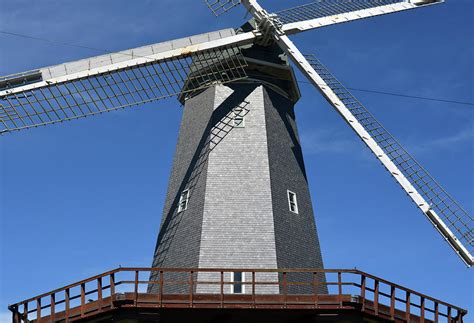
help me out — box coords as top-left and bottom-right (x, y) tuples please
(80, 283), (85, 317)
(360, 275), (366, 311)
(338, 272), (342, 307)
(65, 288), (70, 323)
(97, 277), (103, 311)
(134, 270), (139, 305)
(189, 271), (194, 308)
(313, 272), (319, 308)
(312, 272), (317, 295)
(406, 291), (411, 322)
(420, 296), (425, 323)
(374, 279), (379, 315)
(252, 271), (256, 307)
(447, 307), (452, 323)
(220, 271), (224, 308)
(50, 293), (56, 322)
(110, 273), (116, 309)
(390, 286), (395, 320)
(159, 270), (164, 307)
(12, 307), (20, 323)
(434, 302), (439, 323)
(283, 272), (288, 307)
(36, 298), (41, 321)
(22, 303), (27, 323)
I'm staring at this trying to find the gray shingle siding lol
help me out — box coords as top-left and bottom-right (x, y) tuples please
(149, 82), (326, 295)
(197, 84), (279, 294)
(263, 86), (327, 294)
(148, 86), (216, 293)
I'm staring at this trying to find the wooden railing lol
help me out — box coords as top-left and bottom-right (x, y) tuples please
(8, 268), (467, 323)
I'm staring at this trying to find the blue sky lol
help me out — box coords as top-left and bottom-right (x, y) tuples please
(0, 0), (472, 319)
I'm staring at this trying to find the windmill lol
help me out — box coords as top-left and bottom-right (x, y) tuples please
(1, 0), (472, 285)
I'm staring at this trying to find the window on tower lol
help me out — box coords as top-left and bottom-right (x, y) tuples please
(233, 106), (245, 128)
(287, 190), (299, 214)
(231, 271), (244, 294)
(178, 189), (189, 213)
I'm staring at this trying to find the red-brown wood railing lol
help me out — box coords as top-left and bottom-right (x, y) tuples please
(8, 268), (467, 323)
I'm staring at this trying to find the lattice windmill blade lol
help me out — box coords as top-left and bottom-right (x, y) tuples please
(273, 34), (473, 266)
(205, 0), (241, 16)
(0, 29), (257, 134)
(275, 0), (443, 35)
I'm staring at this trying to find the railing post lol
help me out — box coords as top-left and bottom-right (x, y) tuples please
(312, 272), (317, 295)
(374, 279), (379, 315)
(134, 270), (139, 306)
(283, 272), (287, 307)
(11, 306), (20, 323)
(434, 302), (439, 323)
(22, 302), (27, 323)
(189, 271), (194, 308)
(252, 271), (256, 307)
(405, 291), (411, 322)
(36, 298), (41, 321)
(80, 283), (85, 317)
(447, 307), (452, 323)
(220, 271), (224, 308)
(159, 270), (164, 308)
(313, 272), (319, 308)
(50, 293), (56, 322)
(110, 273), (116, 309)
(97, 277), (103, 311)
(390, 286), (395, 320)
(65, 288), (70, 323)
(420, 296), (425, 323)
(360, 275), (366, 311)
(338, 272), (343, 307)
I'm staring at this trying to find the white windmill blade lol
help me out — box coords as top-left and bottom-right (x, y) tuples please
(0, 29), (257, 134)
(274, 34), (473, 266)
(277, 0), (443, 35)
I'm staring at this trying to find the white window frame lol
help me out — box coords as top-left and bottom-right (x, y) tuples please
(177, 189), (190, 213)
(287, 190), (299, 214)
(230, 271), (245, 294)
(233, 107), (245, 128)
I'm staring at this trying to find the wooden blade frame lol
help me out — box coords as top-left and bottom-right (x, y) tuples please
(275, 35), (473, 266)
(278, 0), (444, 35)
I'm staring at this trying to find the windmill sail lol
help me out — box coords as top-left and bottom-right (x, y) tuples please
(0, 29), (255, 134)
(274, 35), (473, 266)
(277, 0), (443, 35)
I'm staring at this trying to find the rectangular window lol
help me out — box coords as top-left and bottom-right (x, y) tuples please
(231, 271), (245, 294)
(233, 107), (245, 128)
(287, 190), (298, 214)
(178, 189), (189, 213)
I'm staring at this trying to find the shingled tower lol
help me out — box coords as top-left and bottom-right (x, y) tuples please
(149, 36), (327, 294)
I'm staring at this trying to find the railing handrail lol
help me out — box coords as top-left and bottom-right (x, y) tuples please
(8, 267), (468, 315)
(353, 269), (466, 312)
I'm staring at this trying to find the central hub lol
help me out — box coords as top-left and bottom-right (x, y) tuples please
(255, 11), (284, 46)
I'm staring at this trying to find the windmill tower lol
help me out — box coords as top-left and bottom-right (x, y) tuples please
(148, 36), (327, 294)
(2, 0), (472, 321)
